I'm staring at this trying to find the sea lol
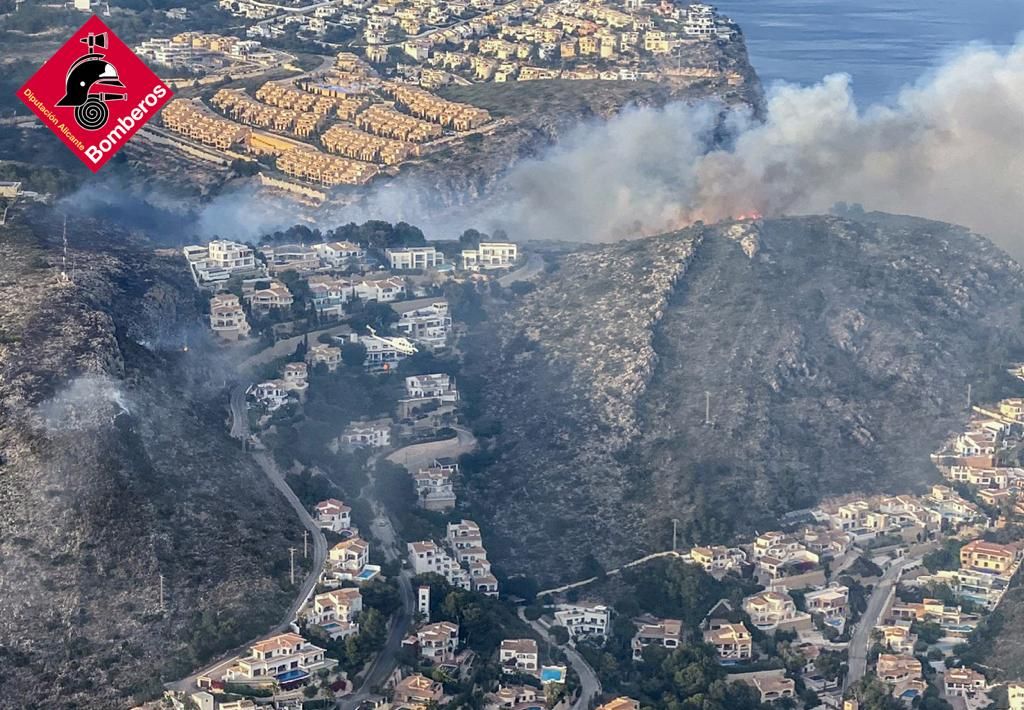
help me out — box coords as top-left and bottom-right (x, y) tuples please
(713, 0), (1024, 107)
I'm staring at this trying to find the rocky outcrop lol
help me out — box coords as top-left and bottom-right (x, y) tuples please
(462, 214), (1024, 584)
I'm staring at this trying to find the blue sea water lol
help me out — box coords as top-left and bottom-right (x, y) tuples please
(713, 0), (1024, 106)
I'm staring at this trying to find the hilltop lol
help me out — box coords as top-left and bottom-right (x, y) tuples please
(460, 213), (1024, 583)
(0, 207), (304, 708)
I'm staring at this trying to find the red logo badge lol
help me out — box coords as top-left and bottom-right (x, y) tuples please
(17, 15), (172, 172)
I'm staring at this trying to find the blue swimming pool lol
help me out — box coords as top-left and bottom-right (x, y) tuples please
(357, 569), (376, 580)
(541, 668), (565, 683)
(276, 669), (310, 683)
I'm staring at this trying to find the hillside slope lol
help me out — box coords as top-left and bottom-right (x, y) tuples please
(0, 208), (303, 708)
(462, 214), (1024, 583)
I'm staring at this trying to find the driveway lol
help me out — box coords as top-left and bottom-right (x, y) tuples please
(498, 252), (544, 287)
(386, 426), (476, 472)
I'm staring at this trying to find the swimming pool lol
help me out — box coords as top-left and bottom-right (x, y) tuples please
(540, 667), (566, 683)
(276, 669), (310, 683)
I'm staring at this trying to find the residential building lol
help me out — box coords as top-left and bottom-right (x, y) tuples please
(313, 240), (364, 267)
(314, 498), (351, 533)
(960, 539), (1019, 575)
(804, 585), (849, 619)
(414, 467), (456, 511)
(631, 618), (682, 661)
(328, 537), (370, 574)
(360, 331), (417, 369)
(209, 293), (251, 341)
(249, 380), (288, 411)
(184, 240), (259, 285)
(876, 653), (922, 683)
(750, 673), (796, 704)
(742, 589), (809, 632)
(408, 541), (470, 589)
(1008, 682), (1024, 710)
(262, 243), (320, 274)
(875, 625), (917, 655)
(308, 275), (354, 318)
(944, 667), (987, 697)
(224, 633), (335, 684)
(307, 344), (343, 372)
(489, 684), (539, 709)
(690, 545), (744, 573)
(461, 241), (518, 270)
(282, 362), (309, 394)
(554, 603), (610, 640)
(243, 279), (293, 312)
(393, 673), (444, 706)
(500, 638), (539, 674)
(308, 588), (362, 639)
(387, 246), (445, 270)
(596, 698), (639, 710)
(342, 418), (392, 449)
(405, 373), (459, 401)
(392, 298), (452, 350)
(703, 621), (752, 661)
(417, 621), (460, 662)
(353, 275), (406, 302)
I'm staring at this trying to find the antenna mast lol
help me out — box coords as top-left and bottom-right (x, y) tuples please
(60, 216), (70, 284)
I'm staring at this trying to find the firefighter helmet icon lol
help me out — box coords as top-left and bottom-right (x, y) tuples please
(55, 31), (126, 131)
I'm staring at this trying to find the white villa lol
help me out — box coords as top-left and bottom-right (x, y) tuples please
(461, 242), (518, 270)
(500, 638), (539, 674)
(314, 498), (351, 533)
(387, 246), (445, 271)
(554, 603), (610, 640)
(392, 299), (452, 350)
(184, 239), (260, 286)
(209, 293), (251, 342)
(341, 418), (392, 449)
(224, 633), (336, 685)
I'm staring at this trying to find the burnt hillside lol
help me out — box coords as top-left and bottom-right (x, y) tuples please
(0, 207), (302, 708)
(461, 213), (1024, 584)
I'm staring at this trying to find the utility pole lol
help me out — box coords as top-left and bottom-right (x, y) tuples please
(303, 530), (309, 559)
(967, 383), (972, 410)
(672, 518), (679, 552)
(158, 574), (165, 611)
(289, 547), (297, 585)
(704, 391), (711, 426)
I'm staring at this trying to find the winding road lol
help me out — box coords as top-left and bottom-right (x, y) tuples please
(845, 555), (917, 689)
(518, 608), (602, 710)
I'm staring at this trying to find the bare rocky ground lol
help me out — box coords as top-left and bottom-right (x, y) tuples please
(461, 213), (1024, 585)
(0, 205), (303, 709)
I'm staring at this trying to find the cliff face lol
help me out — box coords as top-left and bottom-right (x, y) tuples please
(0, 208), (302, 708)
(463, 214), (1024, 583)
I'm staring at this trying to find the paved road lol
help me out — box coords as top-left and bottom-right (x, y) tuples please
(385, 426), (476, 472)
(846, 556), (916, 688)
(339, 572), (415, 708)
(518, 608), (602, 710)
(339, 457), (416, 708)
(498, 252), (544, 287)
(166, 452), (327, 693)
(229, 384), (249, 439)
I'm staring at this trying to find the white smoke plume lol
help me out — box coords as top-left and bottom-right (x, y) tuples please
(38, 375), (131, 432)
(485, 39), (1024, 251)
